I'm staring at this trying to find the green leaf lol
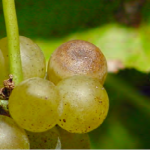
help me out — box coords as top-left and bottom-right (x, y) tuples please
(36, 24), (150, 73)
(65, 24), (150, 72)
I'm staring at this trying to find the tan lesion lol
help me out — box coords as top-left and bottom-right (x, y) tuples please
(0, 74), (15, 100)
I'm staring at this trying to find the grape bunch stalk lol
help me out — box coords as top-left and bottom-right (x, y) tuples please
(0, 0), (109, 149)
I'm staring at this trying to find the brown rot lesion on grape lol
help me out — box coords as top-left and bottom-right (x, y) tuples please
(0, 74), (15, 100)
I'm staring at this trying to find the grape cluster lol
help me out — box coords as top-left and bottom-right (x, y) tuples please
(0, 36), (109, 149)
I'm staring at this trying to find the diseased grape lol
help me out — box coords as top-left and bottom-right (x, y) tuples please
(47, 40), (107, 85)
(0, 36), (46, 87)
(9, 77), (60, 132)
(57, 75), (109, 133)
(27, 126), (61, 149)
(0, 115), (30, 149)
(57, 126), (91, 149)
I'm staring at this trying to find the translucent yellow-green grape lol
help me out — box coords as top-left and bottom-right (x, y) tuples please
(27, 126), (61, 149)
(0, 115), (30, 149)
(0, 36), (46, 87)
(0, 45), (8, 88)
(57, 75), (109, 133)
(9, 77), (60, 132)
(57, 126), (91, 149)
(47, 40), (107, 85)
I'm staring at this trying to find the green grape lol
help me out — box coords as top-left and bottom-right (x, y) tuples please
(57, 75), (109, 133)
(9, 77), (60, 132)
(0, 115), (30, 149)
(27, 126), (61, 149)
(0, 45), (8, 88)
(0, 36), (46, 87)
(57, 126), (91, 149)
(47, 40), (107, 85)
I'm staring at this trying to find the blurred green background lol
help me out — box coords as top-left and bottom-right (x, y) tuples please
(0, 0), (150, 148)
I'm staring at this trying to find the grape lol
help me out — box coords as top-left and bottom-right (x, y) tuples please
(57, 75), (109, 133)
(47, 40), (107, 85)
(0, 115), (30, 149)
(57, 126), (91, 149)
(27, 126), (61, 149)
(0, 46), (8, 88)
(9, 77), (60, 132)
(0, 36), (46, 87)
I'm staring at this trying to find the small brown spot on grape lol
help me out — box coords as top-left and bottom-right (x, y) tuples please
(44, 140), (47, 143)
(63, 119), (66, 122)
(59, 119), (61, 121)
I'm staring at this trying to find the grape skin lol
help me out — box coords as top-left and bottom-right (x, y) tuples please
(9, 77), (60, 132)
(47, 40), (107, 85)
(0, 36), (46, 88)
(0, 115), (30, 149)
(57, 75), (109, 133)
(57, 126), (91, 149)
(27, 126), (61, 149)
(0, 45), (9, 88)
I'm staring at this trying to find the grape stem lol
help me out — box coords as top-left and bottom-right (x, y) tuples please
(2, 0), (23, 85)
